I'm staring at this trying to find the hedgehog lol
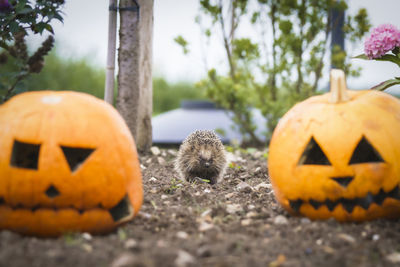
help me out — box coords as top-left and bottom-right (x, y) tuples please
(175, 130), (227, 185)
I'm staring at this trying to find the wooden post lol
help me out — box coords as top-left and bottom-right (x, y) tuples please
(104, 0), (118, 104)
(117, 0), (154, 153)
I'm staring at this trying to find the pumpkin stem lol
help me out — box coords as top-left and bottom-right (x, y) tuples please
(329, 69), (350, 103)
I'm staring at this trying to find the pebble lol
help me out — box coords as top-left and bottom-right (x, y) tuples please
(140, 164), (146, 170)
(300, 218), (311, 224)
(200, 209), (212, 217)
(111, 252), (136, 267)
(237, 182), (252, 192)
(157, 156), (166, 165)
(337, 233), (356, 243)
(176, 231), (189, 239)
(161, 194), (168, 200)
(175, 250), (195, 267)
(254, 183), (271, 191)
(81, 243), (93, 253)
(150, 146), (161, 156)
(197, 246), (213, 257)
(372, 234), (380, 241)
(225, 192), (236, 199)
(316, 239), (323, 245)
(124, 238), (138, 249)
(81, 232), (92, 241)
(246, 211), (258, 218)
(386, 252), (400, 263)
(247, 204), (256, 210)
(253, 151), (264, 158)
(138, 211), (152, 219)
(156, 240), (167, 247)
(241, 219), (252, 226)
(226, 204), (243, 214)
(273, 215), (288, 225)
(167, 149), (177, 156)
(361, 231), (367, 238)
(149, 177), (157, 182)
(199, 222), (214, 232)
(322, 246), (335, 254)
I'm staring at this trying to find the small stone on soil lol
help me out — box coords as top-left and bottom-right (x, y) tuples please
(176, 231), (189, 239)
(273, 215), (288, 225)
(246, 211), (258, 218)
(226, 204), (243, 214)
(337, 233), (356, 244)
(300, 218), (311, 224)
(124, 238), (138, 249)
(236, 181), (252, 192)
(199, 222), (214, 232)
(175, 250), (195, 267)
(225, 192), (236, 199)
(111, 252), (137, 267)
(81, 232), (92, 241)
(157, 156), (166, 165)
(372, 234), (380, 241)
(150, 146), (161, 156)
(254, 182), (271, 191)
(386, 252), (400, 263)
(81, 243), (92, 253)
(241, 219), (252, 226)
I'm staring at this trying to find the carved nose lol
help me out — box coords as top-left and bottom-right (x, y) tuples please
(331, 176), (354, 188)
(45, 184), (60, 198)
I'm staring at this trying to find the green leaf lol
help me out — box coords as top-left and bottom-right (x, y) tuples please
(174, 35), (189, 54)
(34, 22), (47, 34)
(53, 13), (64, 23)
(378, 54), (400, 66)
(353, 54), (369, 60)
(8, 21), (19, 34)
(14, 0), (27, 12)
(353, 53), (400, 66)
(45, 24), (54, 34)
(370, 78), (400, 91)
(16, 7), (33, 15)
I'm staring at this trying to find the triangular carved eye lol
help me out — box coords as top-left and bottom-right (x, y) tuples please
(61, 146), (95, 172)
(298, 137), (331, 165)
(349, 136), (384, 164)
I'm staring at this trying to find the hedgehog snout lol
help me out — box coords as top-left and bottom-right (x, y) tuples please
(199, 157), (212, 168)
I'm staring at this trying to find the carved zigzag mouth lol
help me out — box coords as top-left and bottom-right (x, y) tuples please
(0, 194), (133, 223)
(289, 186), (400, 213)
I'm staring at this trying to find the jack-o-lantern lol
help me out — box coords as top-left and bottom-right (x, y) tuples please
(268, 69), (400, 221)
(0, 91), (143, 236)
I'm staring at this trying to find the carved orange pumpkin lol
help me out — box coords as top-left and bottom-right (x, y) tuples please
(0, 91), (143, 236)
(269, 70), (400, 221)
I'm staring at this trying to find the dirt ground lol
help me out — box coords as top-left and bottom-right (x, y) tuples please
(1, 147), (400, 267)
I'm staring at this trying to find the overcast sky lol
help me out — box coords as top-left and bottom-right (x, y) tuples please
(49, 0), (400, 92)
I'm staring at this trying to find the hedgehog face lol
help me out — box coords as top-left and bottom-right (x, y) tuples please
(199, 148), (213, 169)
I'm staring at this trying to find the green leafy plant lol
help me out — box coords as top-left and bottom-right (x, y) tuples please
(0, 0), (65, 102)
(177, 0), (370, 145)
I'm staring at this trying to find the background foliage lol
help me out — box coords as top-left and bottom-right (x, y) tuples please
(0, 0), (65, 102)
(177, 0), (371, 145)
(2, 49), (202, 115)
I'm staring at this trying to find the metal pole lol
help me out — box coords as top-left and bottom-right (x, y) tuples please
(104, 0), (118, 104)
(331, 5), (345, 68)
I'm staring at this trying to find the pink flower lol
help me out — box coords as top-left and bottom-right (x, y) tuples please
(364, 24), (400, 59)
(0, 0), (12, 12)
